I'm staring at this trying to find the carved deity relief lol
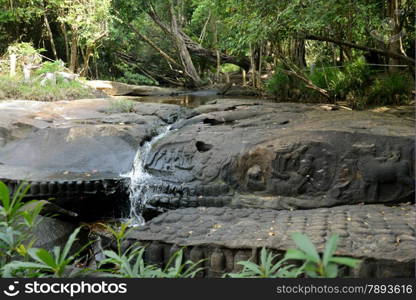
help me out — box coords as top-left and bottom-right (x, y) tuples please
(268, 143), (336, 197)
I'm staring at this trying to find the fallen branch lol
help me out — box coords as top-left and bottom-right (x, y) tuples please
(305, 34), (415, 65)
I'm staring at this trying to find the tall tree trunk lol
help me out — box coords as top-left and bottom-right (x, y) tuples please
(387, 0), (405, 71)
(249, 43), (257, 88)
(147, 4), (250, 71)
(168, 1), (202, 87)
(43, 13), (58, 59)
(291, 38), (306, 69)
(257, 44), (263, 88)
(212, 15), (221, 83)
(80, 46), (93, 77)
(69, 30), (78, 73)
(60, 23), (69, 63)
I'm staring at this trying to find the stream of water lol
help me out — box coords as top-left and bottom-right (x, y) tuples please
(121, 125), (173, 226)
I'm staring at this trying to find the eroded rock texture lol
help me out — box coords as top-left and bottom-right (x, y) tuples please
(128, 204), (416, 278)
(142, 99), (415, 210)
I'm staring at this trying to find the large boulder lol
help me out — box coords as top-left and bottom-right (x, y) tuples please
(141, 99), (415, 211)
(0, 99), (190, 219)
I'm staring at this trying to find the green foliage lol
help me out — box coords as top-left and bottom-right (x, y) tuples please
(6, 42), (44, 57)
(0, 43), (44, 76)
(0, 182), (45, 273)
(57, 0), (112, 48)
(266, 68), (291, 97)
(34, 60), (66, 76)
(226, 233), (361, 278)
(227, 247), (302, 278)
(284, 233), (361, 278)
(308, 57), (373, 101)
(367, 72), (413, 106)
(104, 99), (136, 114)
(0, 75), (94, 101)
(99, 246), (162, 278)
(3, 227), (90, 278)
(98, 221), (204, 278)
(160, 248), (205, 278)
(221, 64), (240, 73)
(118, 71), (157, 86)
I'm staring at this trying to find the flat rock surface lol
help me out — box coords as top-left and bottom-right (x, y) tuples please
(0, 99), (188, 181)
(129, 204), (416, 262)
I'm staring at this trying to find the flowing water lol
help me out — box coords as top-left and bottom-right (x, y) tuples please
(121, 125), (173, 226)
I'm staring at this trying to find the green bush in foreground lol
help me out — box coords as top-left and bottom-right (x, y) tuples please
(0, 181), (361, 278)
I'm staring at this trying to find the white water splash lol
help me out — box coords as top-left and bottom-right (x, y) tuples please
(122, 125), (172, 226)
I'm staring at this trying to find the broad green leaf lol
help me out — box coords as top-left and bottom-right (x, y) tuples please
(330, 256), (361, 268)
(323, 234), (339, 267)
(325, 263), (338, 278)
(284, 248), (308, 261)
(61, 227), (81, 263)
(291, 233), (321, 264)
(28, 248), (56, 268)
(0, 181), (10, 209)
(237, 261), (262, 274)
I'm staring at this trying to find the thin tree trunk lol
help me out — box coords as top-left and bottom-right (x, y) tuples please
(168, 1), (202, 87)
(80, 46), (93, 77)
(199, 11), (211, 43)
(128, 23), (183, 70)
(147, 3), (250, 70)
(60, 23), (69, 63)
(291, 38), (306, 68)
(249, 43), (257, 88)
(9, 54), (16, 77)
(387, 0), (405, 71)
(43, 13), (58, 59)
(213, 16), (221, 83)
(69, 31), (78, 73)
(257, 44), (263, 88)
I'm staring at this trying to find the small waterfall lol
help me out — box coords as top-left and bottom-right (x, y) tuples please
(122, 125), (172, 226)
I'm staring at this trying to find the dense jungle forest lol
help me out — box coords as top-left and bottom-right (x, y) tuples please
(0, 0), (414, 107)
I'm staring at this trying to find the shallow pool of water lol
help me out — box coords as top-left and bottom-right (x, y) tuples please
(115, 93), (263, 108)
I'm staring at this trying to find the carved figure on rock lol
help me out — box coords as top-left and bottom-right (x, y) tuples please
(360, 154), (414, 202)
(269, 143), (336, 197)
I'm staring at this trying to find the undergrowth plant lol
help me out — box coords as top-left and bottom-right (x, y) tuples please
(97, 223), (205, 278)
(226, 247), (303, 278)
(227, 233), (361, 278)
(3, 228), (91, 278)
(284, 233), (361, 278)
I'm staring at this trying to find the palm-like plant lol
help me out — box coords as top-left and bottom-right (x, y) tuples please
(226, 247), (302, 278)
(3, 227), (91, 278)
(284, 233), (361, 278)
